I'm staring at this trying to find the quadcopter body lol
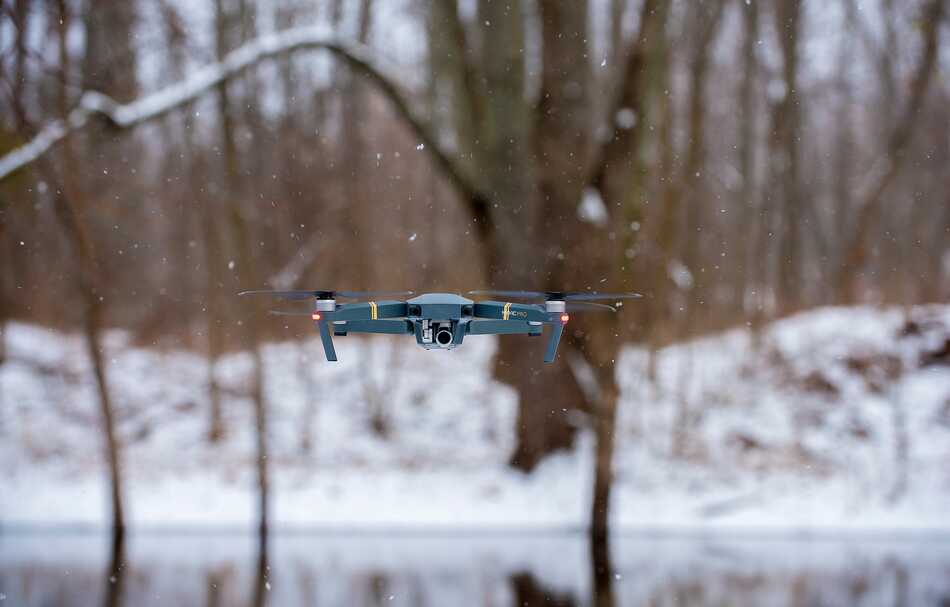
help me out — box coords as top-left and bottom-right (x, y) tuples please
(240, 289), (640, 363)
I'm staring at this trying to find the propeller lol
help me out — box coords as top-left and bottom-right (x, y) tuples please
(267, 310), (315, 317)
(240, 289), (414, 300)
(566, 301), (616, 313)
(468, 290), (640, 302)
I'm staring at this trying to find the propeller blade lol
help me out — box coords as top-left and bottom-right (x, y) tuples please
(240, 289), (414, 300)
(566, 301), (616, 312)
(564, 292), (642, 302)
(467, 290), (548, 299)
(240, 289), (319, 300)
(267, 310), (315, 317)
(335, 290), (415, 298)
(468, 289), (641, 302)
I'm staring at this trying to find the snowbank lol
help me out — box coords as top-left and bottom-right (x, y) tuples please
(1, 305), (948, 531)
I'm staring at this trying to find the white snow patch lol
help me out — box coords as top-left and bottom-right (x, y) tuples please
(2, 306), (949, 531)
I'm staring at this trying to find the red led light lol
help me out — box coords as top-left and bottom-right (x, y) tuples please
(311, 312), (322, 321)
(560, 314), (570, 323)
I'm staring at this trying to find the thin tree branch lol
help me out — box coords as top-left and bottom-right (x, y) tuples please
(0, 25), (486, 214)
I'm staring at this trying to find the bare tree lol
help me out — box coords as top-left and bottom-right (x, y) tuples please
(837, 0), (944, 302)
(737, 0), (760, 316)
(214, 0), (272, 539)
(769, 0), (804, 315)
(671, 0), (726, 456)
(40, 0), (135, 539)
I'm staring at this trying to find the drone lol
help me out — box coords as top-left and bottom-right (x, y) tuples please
(238, 290), (641, 363)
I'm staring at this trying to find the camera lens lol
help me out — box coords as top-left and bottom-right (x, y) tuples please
(435, 328), (453, 346)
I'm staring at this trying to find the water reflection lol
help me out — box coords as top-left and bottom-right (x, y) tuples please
(103, 532), (125, 607)
(2, 532), (949, 606)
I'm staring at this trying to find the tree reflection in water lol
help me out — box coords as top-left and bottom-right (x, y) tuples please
(590, 534), (613, 607)
(1, 534), (950, 606)
(251, 535), (269, 607)
(103, 531), (125, 607)
(510, 571), (577, 607)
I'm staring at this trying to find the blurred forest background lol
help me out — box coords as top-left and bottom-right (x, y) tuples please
(1, 0), (949, 553)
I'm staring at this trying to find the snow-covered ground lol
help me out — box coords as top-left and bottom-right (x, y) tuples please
(1, 305), (949, 531)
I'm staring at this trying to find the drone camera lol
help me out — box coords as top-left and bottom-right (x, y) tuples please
(421, 319), (455, 347)
(435, 327), (454, 346)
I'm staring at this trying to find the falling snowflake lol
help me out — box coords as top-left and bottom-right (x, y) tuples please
(408, 233), (418, 242)
(614, 108), (636, 129)
(416, 143), (425, 151)
(577, 187), (608, 227)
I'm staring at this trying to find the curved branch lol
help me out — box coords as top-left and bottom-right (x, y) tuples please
(0, 25), (486, 211)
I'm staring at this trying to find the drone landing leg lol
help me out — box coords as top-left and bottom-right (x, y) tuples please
(544, 322), (565, 363)
(317, 320), (338, 361)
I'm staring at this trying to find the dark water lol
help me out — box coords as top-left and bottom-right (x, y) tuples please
(2, 531), (950, 606)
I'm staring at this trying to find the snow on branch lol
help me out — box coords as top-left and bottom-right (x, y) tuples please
(0, 26), (481, 204)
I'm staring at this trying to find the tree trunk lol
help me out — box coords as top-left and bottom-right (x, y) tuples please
(469, 0), (585, 471)
(50, 0), (129, 538)
(736, 0), (759, 315)
(681, 0), (726, 320)
(572, 0), (670, 543)
(771, 0), (803, 315)
(589, 378), (618, 542)
(428, 0), (480, 173)
(202, 199), (225, 443)
(49, 179), (127, 536)
(214, 0), (271, 540)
